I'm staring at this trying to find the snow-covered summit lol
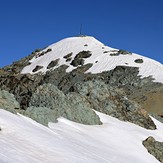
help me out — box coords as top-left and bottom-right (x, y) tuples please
(21, 36), (163, 83)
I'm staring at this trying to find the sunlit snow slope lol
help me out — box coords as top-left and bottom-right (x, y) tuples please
(21, 36), (163, 83)
(0, 109), (163, 163)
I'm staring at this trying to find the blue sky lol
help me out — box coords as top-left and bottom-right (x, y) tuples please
(0, 0), (163, 67)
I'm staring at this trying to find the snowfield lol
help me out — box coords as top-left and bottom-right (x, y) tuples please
(21, 36), (163, 83)
(0, 109), (163, 163)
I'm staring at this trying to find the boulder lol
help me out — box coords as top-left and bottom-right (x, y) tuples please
(143, 136), (163, 163)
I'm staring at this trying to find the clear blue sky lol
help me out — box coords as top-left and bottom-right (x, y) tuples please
(0, 0), (163, 67)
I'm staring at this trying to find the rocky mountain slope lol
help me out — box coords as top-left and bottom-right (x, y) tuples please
(0, 35), (163, 162)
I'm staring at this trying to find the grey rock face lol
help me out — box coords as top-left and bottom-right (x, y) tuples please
(73, 80), (156, 129)
(74, 51), (92, 59)
(70, 51), (92, 67)
(0, 73), (43, 110)
(0, 90), (20, 113)
(51, 65), (159, 96)
(65, 93), (102, 125)
(22, 106), (58, 126)
(47, 59), (59, 69)
(32, 65), (43, 72)
(29, 83), (102, 125)
(30, 83), (66, 110)
(143, 136), (163, 163)
(70, 58), (84, 67)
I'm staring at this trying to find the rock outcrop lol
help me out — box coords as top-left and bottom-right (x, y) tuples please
(72, 80), (156, 129)
(21, 106), (58, 126)
(0, 73), (43, 110)
(0, 89), (20, 113)
(28, 83), (102, 125)
(0, 62), (161, 129)
(143, 136), (163, 163)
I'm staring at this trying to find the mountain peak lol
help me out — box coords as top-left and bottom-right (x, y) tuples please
(21, 36), (163, 83)
(1, 36), (163, 163)
(55, 35), (104, 46)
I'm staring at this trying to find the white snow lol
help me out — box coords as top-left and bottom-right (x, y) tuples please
(21, 36), (163, 83)
(0, 109), (163, 163)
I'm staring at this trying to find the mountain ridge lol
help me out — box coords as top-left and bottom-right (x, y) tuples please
(0, 35), (163, 162)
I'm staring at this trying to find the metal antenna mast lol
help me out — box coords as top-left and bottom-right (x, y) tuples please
(80, 24), (82, 35)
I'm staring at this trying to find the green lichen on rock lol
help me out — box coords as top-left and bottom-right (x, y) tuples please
(22, 106), (58, 126)
(65, 93), (102, 125)
(30, 83), (66, 109)
(73, 80), (156, 129)
(29, 83), (102, 125)
(0, 90), (20, 113)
